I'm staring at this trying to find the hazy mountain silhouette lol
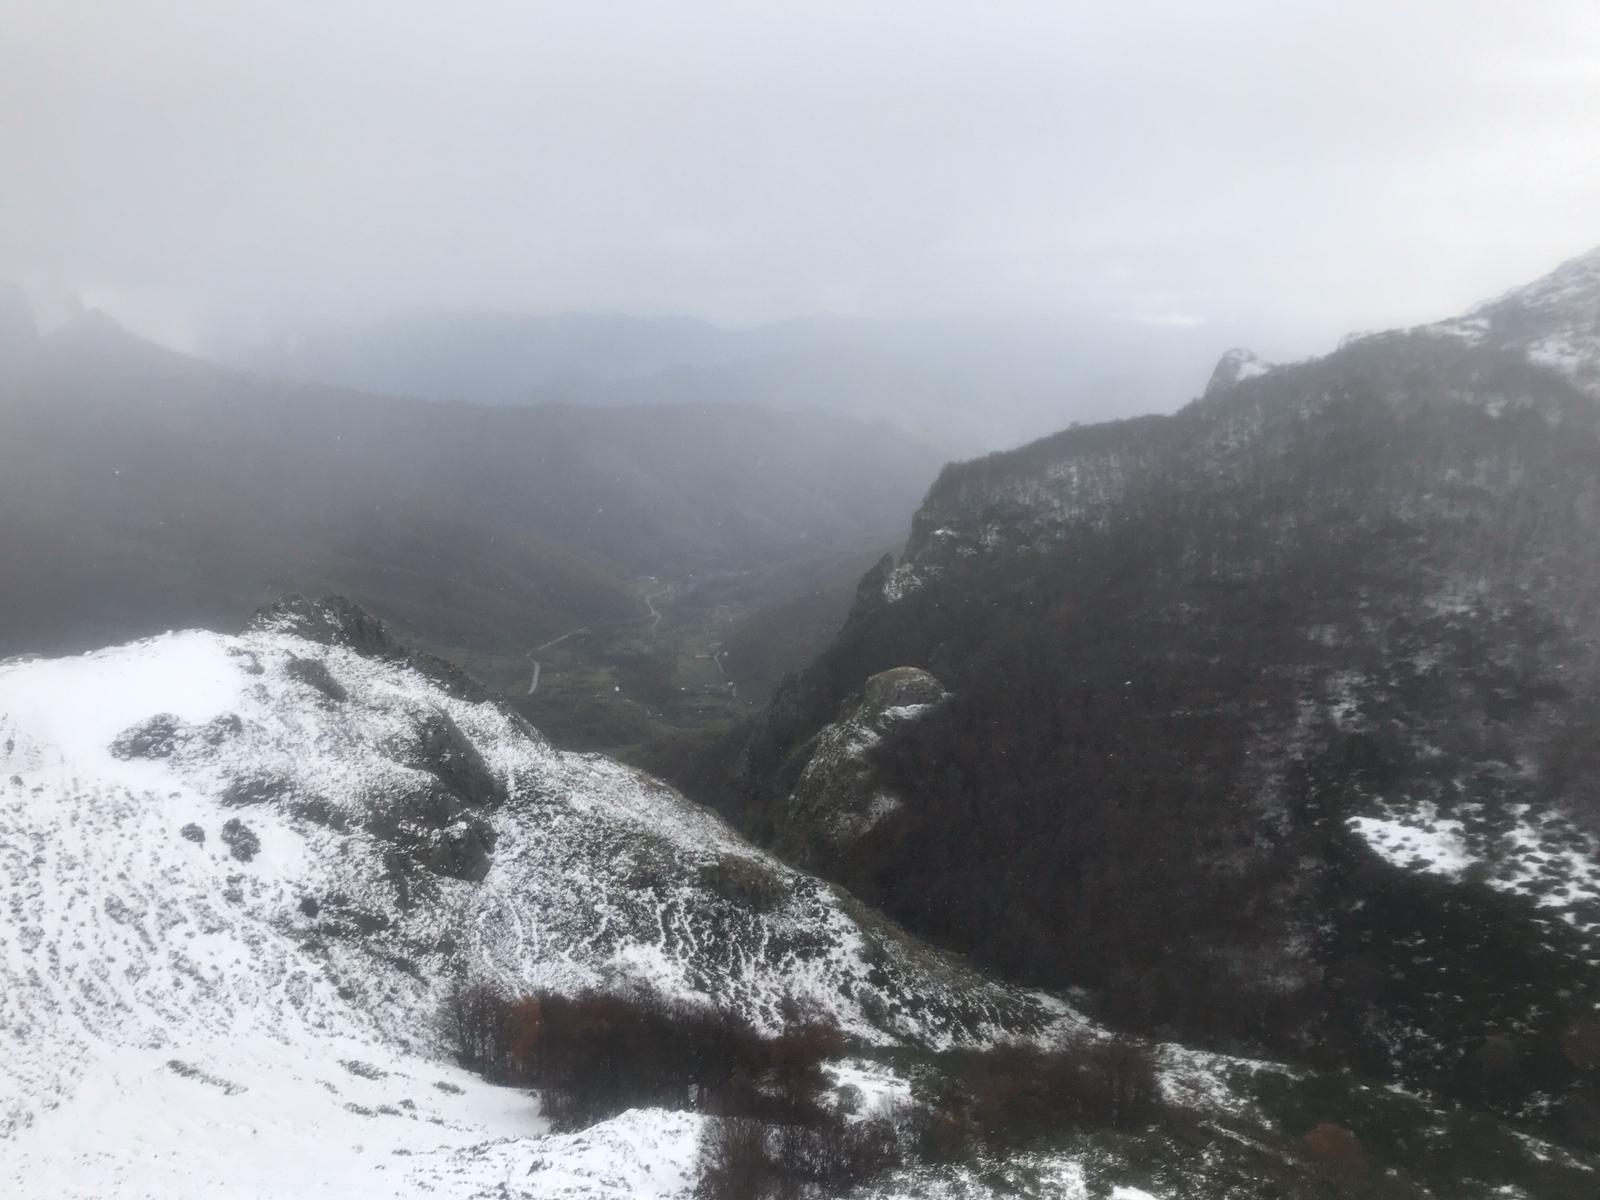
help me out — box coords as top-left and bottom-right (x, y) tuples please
(0, 308), (943, 659)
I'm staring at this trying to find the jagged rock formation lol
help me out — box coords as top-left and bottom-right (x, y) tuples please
(762, 666), (950, 868)
(701, 246), (1600, 1148)
(1203, 347), (1275, 397)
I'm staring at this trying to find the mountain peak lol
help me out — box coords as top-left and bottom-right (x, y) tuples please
(1203, 347), (1274, 397)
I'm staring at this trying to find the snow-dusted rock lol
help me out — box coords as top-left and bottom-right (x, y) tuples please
(1203, 347), (1275, 397)
(774, 668), (951, 867)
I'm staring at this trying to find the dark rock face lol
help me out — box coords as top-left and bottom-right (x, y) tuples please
(110, 715), (183, 760)
(701, 324), (1600, 1138)
(366, 781), (498, 884)
(220, 819), (260, 862)
(251, 595), (400, 660)
(112, 712), (242, 761)
(284, 656), (348, 702)
(221, 774), (292, 807)
(362, 711), (508, 885)
(398, 712), (507, 812)
(290, 796), (349, 832)
(425, 818), (496, 883)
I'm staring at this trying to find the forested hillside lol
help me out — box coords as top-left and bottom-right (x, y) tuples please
(696, 249), (1600, 1146)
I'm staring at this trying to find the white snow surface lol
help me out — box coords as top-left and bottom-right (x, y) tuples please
(1348, 804), (1475, 876)
(0, 625), (1063, 1197)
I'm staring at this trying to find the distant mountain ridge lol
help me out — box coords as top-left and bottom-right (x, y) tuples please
(0, 308), (942, 660)
(220, 307), (1237, 451)
(231, 309), (859, 403)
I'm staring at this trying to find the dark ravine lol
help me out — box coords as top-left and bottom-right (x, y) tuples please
(689, 248), (1600, 1148)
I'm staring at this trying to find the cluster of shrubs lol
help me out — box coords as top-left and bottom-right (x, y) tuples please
(442, 981), (848, 1128)
(696, 1109), (903, 1200)
(922, 1037), (1163, 1155)
(441, 981), (1166, 1197)
(695, 1035), (1163, 1199)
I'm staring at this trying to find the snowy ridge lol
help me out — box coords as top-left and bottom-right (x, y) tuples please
(1429, 244), (1600, 393)
(0, 619), (1068, 1197)
(896, 247), (1600, 576)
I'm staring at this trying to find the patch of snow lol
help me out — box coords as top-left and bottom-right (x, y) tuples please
(1155, 1042), (1289, 1118)
(402, 1108), (704, 1199)
(1348, 797), (1600, 944)
(1348, 804), (1475, 876)
(826, 1058), (913, 1116)
(863, 1156), (1089, 1200)
(882, 562), (924, 604)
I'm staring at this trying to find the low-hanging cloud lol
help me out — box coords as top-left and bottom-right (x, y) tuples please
(3, 0), (1599, 362)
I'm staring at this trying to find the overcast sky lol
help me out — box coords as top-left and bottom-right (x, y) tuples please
(4, 1), (1599, 359)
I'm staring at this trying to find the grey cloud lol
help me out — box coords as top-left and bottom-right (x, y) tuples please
(3, 0), (1598, 368)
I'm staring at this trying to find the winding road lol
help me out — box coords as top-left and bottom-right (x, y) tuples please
(525, 586), (671, 695)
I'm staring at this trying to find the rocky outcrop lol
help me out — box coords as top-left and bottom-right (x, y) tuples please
(772, 667), (949, 867)
(1202, 347), (1274, 396)
(369, 710), (507, 884)
(249, 595), (489, 703)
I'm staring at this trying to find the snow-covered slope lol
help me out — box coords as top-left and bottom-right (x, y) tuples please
(1428, 245), (1600, 393)
(0, 600), (1066, 1198)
